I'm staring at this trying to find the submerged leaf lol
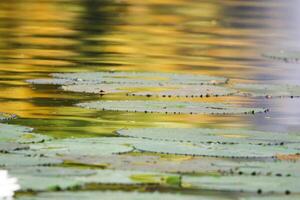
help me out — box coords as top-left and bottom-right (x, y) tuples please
(117, 128), (300, 145)
(234, 83), (300, 98)
(76, 100), (266, 115)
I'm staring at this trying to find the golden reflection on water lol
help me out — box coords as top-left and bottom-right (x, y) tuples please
(1, 0), (300, 137)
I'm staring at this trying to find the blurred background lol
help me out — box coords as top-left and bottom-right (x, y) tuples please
(1, 0), (300, 137)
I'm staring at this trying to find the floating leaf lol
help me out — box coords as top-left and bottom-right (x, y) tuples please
(234, 83), (300, 98)
(183, 175), (300, 194)
(0, 153), (62, 167)
(117, 128), (300, 145)
(17, 191), (227, 200)
(0, 123), (52, 144)
(241, 195), (300, 200)
(11, 167), (180, 191)
(213, 160), (300, 177)
(51, 71), (228, 85)
(28, 72), (231, 96)
(63, 154), (231, 174)
(133, 140), (300, 158)
(26, 78), (76, 85)
(10, 167), (93, 191)
(61, 83), (147, 94)
(128, 85), (236, 98)
(262, 51), (300, 63)
(0, 142), (28, 153)
(0, 113), (17, 121)
(76, 100), (266, 115)
(11, 167), (96, 177)
(24, 137), (134, 157)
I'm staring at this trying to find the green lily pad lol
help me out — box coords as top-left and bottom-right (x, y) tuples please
(0, 153), (62, 167)
(10, 167), (91, 191)
(133, 140), (300, 158)
(62, 154), (232, 174)
(0, 123), (52, 144)
(16, 191), (227, 200)
(116, 128), (300, 145)
(11, 167), (180, 191)
(28, 72), (232, 97)
(51, 71), (228, 85)
(234, 83), (300, 98)
(0, 113), (17, 121)
(24, 137), (134, 157)
(262, 51), (300, 63)
(213, 161), (300, 177)
(128, 85), (236, 98)
(11, 167), (97, 177)
(76, 100), (266, 115)
(0, 142), (29, 153)
(183, 175), (300, 194)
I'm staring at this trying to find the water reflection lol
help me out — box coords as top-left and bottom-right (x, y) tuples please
(0, 0), (300, 137)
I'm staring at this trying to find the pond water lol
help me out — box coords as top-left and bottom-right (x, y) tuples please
(1, 1), (300, 198)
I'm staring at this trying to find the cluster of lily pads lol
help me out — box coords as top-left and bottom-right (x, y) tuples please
(1, 71), (300, 199)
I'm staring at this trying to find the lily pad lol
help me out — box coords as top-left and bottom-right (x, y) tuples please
(61, 83), (146, 94)
(133, 140), (300, 158)
(0, 142), (28, 153)
(26, 78), (76, 85)
(76, 100), (266, 115)
(10, 167), (180, 191)
(128, 85), (236, 98)
(24, 137), (134, 157)
(63, 154), (232, 174)
(51, 71), (228, 85)
(0, 153), (62, 167)
(183, 175), (300, 194)
(17, 191), (229, 200)
(242, 195), (300, 200)
(11, 167), (97, 177)
(234, 83), (300, 98)
(0, 113), (17, 121)
(262, 51), (300, 63)
(27, 72), (232, 96)
(0, 123), (52, 144)
(116, 128), (300, 145)
(213, 160), (300, 177)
